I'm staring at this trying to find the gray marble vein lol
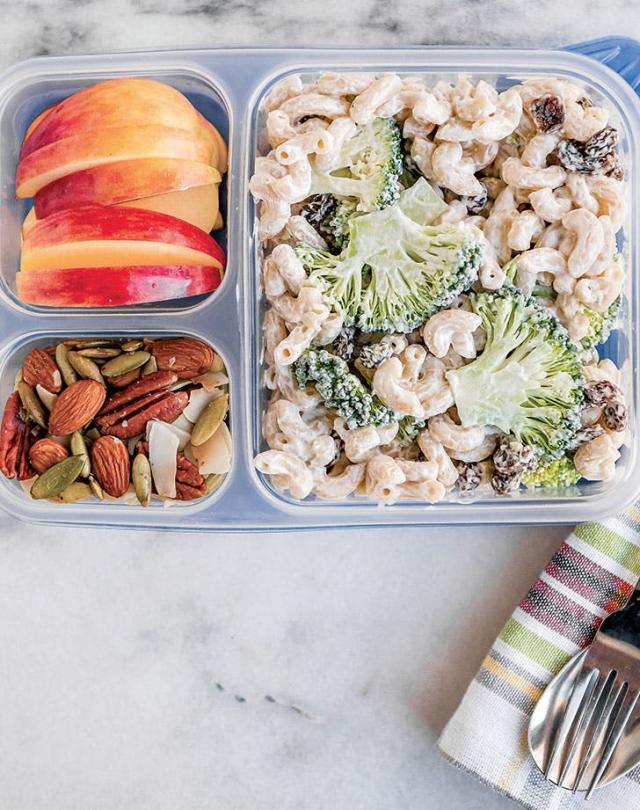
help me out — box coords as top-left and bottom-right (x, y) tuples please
(0, 2), (638, 809)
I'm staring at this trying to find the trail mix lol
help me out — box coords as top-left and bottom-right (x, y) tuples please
(0, 337), (231, 505)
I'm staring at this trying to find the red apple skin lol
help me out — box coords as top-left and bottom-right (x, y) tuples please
(24, 103), (58, 141)
(16, 265), (222, 307)
(20, 79), (207, 160)
(16, 125), (211, 198)
(23, 205), (226, 267)
(34, 158), (220, 219)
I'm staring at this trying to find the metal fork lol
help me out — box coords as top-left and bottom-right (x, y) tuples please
(529, 584), (640, 797)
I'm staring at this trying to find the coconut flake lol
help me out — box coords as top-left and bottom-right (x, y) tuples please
(171, 413), (194, 430)
(193, 371), (229, 392)
(148, 421), (179, 498)
(36, 384), (58, 411)
(183, 387), (223, 422)
(190, 422), (232, 475)
(146, 418), (191, 451)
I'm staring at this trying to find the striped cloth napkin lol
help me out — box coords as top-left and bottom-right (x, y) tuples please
(439, 506), (640, 809)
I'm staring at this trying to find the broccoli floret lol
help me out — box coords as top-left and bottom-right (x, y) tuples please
(579, 297), (621, 352)
(522, 456), (581, 488)
(446, 288), (584, 459)
(296, 179), (482, 333)
(310, 118), (403, 211)
(396, 416), (425, 446)
(294, 349), (396, 429)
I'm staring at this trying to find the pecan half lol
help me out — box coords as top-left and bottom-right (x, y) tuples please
(96, 371), (186, 439)
(109, 368), (142, 388)
(29, 438), (69, 474)
(0, 392), (32, 480)
(150, 338), (214, 379)
(98, 371), (178, 417)
(175, 456), (207, 499)
(90, 435), (131, 498)
(23, 348), (62, 393)
(99, 391), (189, 440)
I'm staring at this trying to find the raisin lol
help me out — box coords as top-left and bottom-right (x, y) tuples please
(300, 194), (336, 229)
(456, 462), (481, 492)
(567, 424), (605, 452)
(493, 439), (536, 475)
(332, 326), (356, 363)
(602, 401), (627, 432)
(461, 184), (488, 214)
(529, 94), (565, 133)
(491, 472), (521, 495)
(358, 341), (395, 369)
(584, 380), (618, 406)
(557, 126), (618, 174)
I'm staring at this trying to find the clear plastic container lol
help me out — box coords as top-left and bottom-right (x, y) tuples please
(0, 39), (639, 530)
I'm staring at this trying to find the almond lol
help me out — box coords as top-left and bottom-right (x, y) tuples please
(150, 338), (214, 380)
(48, 379), (106, 436)
(29, 438), (69, 474)
(90, 435), (130, 498)
(22, 348), (62, 393)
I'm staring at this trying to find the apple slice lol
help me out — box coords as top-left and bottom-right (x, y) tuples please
(34, 158), (220, 218)
(118, 184), (219, 233)
(16, 264), (222, 307)
(21, 205), (225, 271)
(196, 112), (228, 173)
(17, 125), (211, 198)
(22, 207), (37, 237)
(24, 103), (58, 141)
(20, 79), (209, 159)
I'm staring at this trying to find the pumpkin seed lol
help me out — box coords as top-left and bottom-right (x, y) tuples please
(190, 394), (229, 446)
(59, 481), (93, 503)
(17, 381), (47, 428)
(142, 356), (158, 376)
(14, 368), (23, 390)
(31, 455), (85, 499)
(121, 339), (144, 352)
(77, 347), (123, 359)
(88, 475), (104, 500)
(67, 338), (118, 349)
(67, 351), (104, 383)
(204, 473), (224, 494)
(132, 453), (152, 507)
(85, 427), (101, 441)
(101, 350), (150, 377)
(70, 431), (91, 477)
(55, 344), (78, 385)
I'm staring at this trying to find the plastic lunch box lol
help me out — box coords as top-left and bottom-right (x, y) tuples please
(0, 37), (639, 531)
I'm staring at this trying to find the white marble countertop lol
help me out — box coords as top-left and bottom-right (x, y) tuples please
(0, 3), (639, 809)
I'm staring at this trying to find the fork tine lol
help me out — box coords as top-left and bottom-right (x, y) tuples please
(586, 688), (640, 799)
(572, 671), (618, 794)
(556, 669), (601, 786)
(544, 667), (598, 781)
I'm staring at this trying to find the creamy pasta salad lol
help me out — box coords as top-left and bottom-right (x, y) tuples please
(250, 72), (628, 503)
